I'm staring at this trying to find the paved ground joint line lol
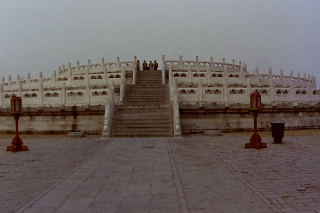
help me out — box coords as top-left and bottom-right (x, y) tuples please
(196, 138), (282, 213)
(166, 139), (190, 213)
(16, 139), (115, 213)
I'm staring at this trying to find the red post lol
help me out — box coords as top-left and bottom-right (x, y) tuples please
(245, 93), (267, 149)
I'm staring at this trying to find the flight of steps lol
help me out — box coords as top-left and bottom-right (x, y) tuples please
(111, 70), (174, 137)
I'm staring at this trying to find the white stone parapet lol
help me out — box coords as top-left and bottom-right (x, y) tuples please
(163, 55), (319, 107)
(0, 57), (136, 108)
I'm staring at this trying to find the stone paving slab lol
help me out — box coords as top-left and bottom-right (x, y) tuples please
(0, 130), (319, 212)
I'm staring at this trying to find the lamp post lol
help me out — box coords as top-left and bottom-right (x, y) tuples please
(6, 97), (29, 152)
(245, 93), (267, 149)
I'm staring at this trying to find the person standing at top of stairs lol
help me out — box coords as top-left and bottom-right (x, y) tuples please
(142, 60), (147, 70)
(154, 60), (158, 70)
(148, 61), (153, 70)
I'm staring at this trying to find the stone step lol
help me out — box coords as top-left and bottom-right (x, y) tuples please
(114, 118), (172, 122)
(112, 129), (173, 134)
(111, 133), (173, 138)
(112, 121), (172, 126)
(112, 125), (173, 130)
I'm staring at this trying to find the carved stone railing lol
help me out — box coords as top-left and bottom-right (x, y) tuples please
(119, 67), (126, 104)
(101, 81), (115, 138)
(170, 77), (182, 137)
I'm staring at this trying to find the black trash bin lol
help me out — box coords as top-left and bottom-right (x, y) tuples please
(271, 121), (285, 143)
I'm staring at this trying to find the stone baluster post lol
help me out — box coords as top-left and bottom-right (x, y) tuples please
(162, 55), (166, 84)
(206, 65), (211, 85)
(69, 63), (72, 87)
(290, 79), (295, 104)
(223, 78), (229, 107)
(38, 82), (43, 105)
(58, 66), (61, 74)
(61, 82), (66, 106)
(303, 73), (306, 81)
(116, 57), (120, 70)
(179, 55), (183, 71)
(247, 78), (252, 103)
(101, 58), (105, 73)
(210, 57), (213, 72)
(232, 59), (235, 71)
(255, 67), (259, 84)
(85, 81), (90, 105)
(62, 65), (65, 73)
(269, 77), (274, 103)
(133, 55), (137, 85)
(0, 84), (3, 106)
(169, 64), (173, 84)
(52, 71), (56, 87)
(223, 60), (227, 81)
(17, 74), (20, 82)
(314, 76), (316, 88)
(104, 67), (108, 85)
(188, 64), (192, 84)
(198, 79), (203, 102)
(76, 61), (80, 72)
(27, 73), (30, 89)
(239, 61), (243, 84)
(280, 69), (284, 85)
(195, 56), (199, 71)
(39, 71), (43, 83)
(8, 75), (11, 91)
(18, 83), (22, 98)
(308, 74), (310, 81)
(87, 59), (91, 82)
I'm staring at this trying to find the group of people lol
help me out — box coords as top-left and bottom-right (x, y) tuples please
(136, 60), (158, 71)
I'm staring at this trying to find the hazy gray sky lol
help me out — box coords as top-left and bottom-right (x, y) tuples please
(1, 0), (320, 86)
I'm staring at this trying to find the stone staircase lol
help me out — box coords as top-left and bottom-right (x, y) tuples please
(111, 70), (174, 137)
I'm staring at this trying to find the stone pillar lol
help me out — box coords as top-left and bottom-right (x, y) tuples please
(104, 67), (108, 85)
(308, 74), (310, 80)
(39, 72), (42, 84)
(101, 58), (105, 72)
(86, 59), (91, 82)
(290, 79), (295, 103)
(314, 76), (316, 88)
(58, 66), (62, 74)
(69, 63), (72, 87)
(38, 82), (43, 105)
(280, 69), (284, 84)
(303, 73), (306, 80)
(17, 74), (20, 82)
(206, 65), (211, 85)
(268, 68), (272, 80)
(198, 79), (203, 102)
(297, 72), (300, 79)
(0, 84), (3, 106)
(27, 73), (30, 88)
(269, 78), (274, 103)
(210, 57), (213, 72)
(223, 61), (227, 80)
(116, 57), (120, 70)
(62, 65), (65, 73)
(195, 56), (199, 70)
(8, 75), (11, 90)
(169, 65), (173, 84)
(162, 55), (166, 84)
(188, 64), (192, 83)
(18, 83), (22, 98)
(85, 81), (90, 104)
(76, 61), (80, 72)
(53, 70), (56, 87)
(133, 55), (137, 85)
(239, 61), (243, 84)
(232, 59), (235, 70)
(255, 67), (259, 84)
(247, 78), (252, 103)
(222, 58), (226, 74)
(61, 82), (66, 105)
(223, 78), (229, 107)
(244, 63), (247, 70)
(179, 55), (182, 71)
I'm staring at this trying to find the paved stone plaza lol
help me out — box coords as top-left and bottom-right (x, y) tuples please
(0, 130), (320, 213)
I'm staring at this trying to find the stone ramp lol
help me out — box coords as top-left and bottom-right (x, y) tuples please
(111, 70), (174, 138)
